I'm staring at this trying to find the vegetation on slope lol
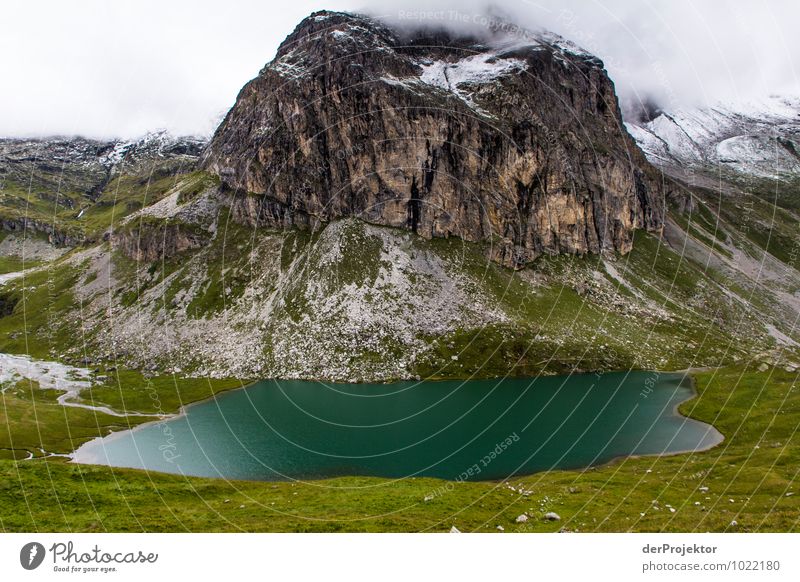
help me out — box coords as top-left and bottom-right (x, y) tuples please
(0, 211), (787, 382)
(0, 171), (217, 242)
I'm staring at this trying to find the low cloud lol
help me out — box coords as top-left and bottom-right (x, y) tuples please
(364, 0), (800, 117)
(1, 0), (798, 139)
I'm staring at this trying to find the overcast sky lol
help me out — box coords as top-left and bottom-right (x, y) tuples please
(1, 0), (798, 139)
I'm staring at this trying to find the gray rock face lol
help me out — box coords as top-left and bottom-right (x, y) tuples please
(0, 217), (77, 246)
(203, 10), (665, 267)
(112, 222), (208, 263)
(0, 137), (113, 199)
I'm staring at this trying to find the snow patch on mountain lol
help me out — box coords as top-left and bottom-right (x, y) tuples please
(627, 95), (800, 179)
(418, 53), (526, 91)
(414, 53), (526, 113)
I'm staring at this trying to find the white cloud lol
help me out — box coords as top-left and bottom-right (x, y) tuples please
(1, 0), (798, 139)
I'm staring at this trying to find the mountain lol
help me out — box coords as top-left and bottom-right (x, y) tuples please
(627, 95), (800, 178)
(627, 95), (800, 210)
(1, 11), (798, 383)
(627, 95), (800, 354)
(203, 10), (665, 267)
(0, 131), (206, 244)
(626, 95), (800, 269)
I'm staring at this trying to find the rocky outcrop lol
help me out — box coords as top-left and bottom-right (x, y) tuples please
(0, 217), (77, 246)
(113, 221), (209, 262)
(204, 10), (665, 266)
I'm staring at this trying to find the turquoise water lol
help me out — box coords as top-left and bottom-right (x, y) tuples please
(71, 372), (722, 481)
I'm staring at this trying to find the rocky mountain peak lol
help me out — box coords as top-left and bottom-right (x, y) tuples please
(204, 10), (665, 267)
(274, 11), (398, 59)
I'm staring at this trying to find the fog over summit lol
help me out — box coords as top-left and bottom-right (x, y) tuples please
(365, 0), (800, 118)
(1, 0), (797, 138)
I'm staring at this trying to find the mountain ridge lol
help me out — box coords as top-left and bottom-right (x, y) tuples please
(0, 130), (207, 246)
(627, 95), (800, 202)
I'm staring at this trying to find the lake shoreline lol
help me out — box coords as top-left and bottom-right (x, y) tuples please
(563, 372), (725, 478)
(67, 370), (726, 484)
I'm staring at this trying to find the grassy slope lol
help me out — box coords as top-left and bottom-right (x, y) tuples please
(686, 176), (800, 268)
(0, 261), (84, 360)
(0, 365), (797, 532)
(0, 256), (40, 275)
(412, 228), (765, 379)
(0, 216), (763, 382)
(0, 171), (216, 242)
(0, 231), (45, 274)
(0, 179), (81, 230)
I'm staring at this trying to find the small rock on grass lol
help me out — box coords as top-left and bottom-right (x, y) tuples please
(544, 512), (561, 521)
(515, 514), (529, 523)
(449, 526), (461, 533)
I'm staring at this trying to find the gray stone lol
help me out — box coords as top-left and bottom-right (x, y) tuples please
(203, 11), (666, 269)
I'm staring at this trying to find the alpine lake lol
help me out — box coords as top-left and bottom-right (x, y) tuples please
(72, 371), (722, 481)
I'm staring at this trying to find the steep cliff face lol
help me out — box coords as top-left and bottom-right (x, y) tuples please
(203, 11), (664, 266)
(112, 221), (209, 262)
